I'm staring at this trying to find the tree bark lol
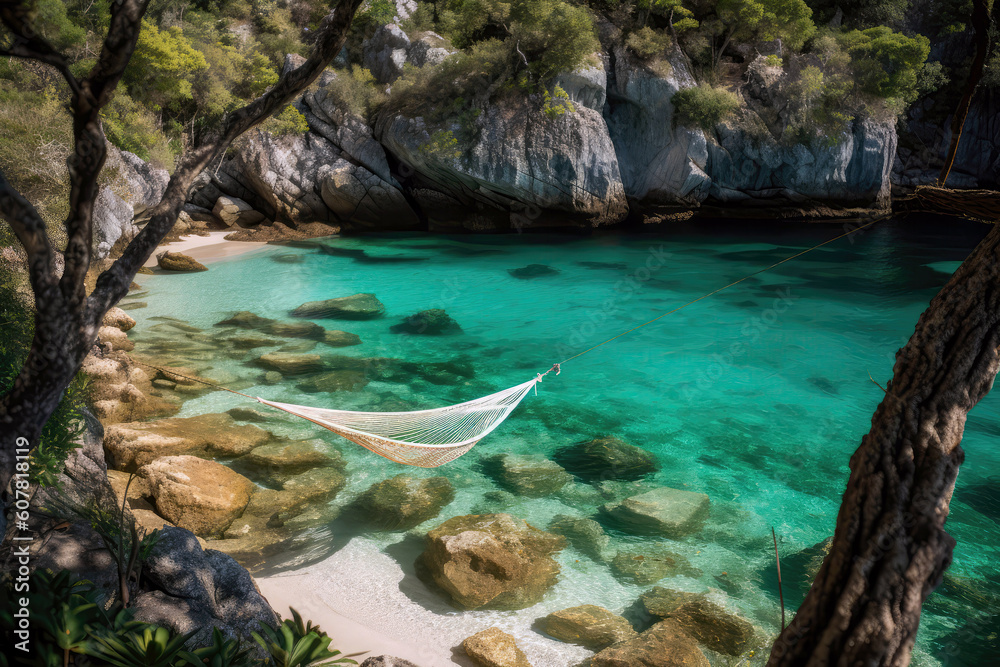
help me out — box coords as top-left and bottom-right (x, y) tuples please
(0, 0), (364, 493)
(938, 0), (991, 186)
(768, 220), (1000, 666)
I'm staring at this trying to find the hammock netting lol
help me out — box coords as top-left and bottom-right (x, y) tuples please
(256, 378), (539, 467)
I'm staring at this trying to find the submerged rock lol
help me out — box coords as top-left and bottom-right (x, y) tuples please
(540, 605), (637, 649)
(639, 587), (705, 618)
(157, 251), (208, 272)
(291, 293), (386, 319)
(214, 311), (332, 340)
(418, 513), (565, 610)
(507, 264), (559, 279)
(322, 329), (363, 347)
(554, 436), (659, 482)
(350, 475), (455, 530)
(659, 597), (755, 656)
(240, 439), (343, 484)
(296, 369), (369, 393)
(610, 547), (700, 584)
(547, 514), (611, 561)
(140, 455), (255, 537)
(481, 453), (573, 497)
(256, 352), (325, 375)
(390, 309), (462, 334)
(600, 486), (709, 538)
(591, 619), (709, 667)
(462, 627), (531, 667)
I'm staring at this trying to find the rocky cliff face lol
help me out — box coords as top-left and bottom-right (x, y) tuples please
(179, 28), (923, 232)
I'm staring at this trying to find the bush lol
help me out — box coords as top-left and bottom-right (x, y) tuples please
(102, 94), (178, 171)
(260, 105), (311, 136)
(543, 85), (576, 118)
(672, 85), (740, 130)
(626, 27), (672, 60)
(841, 26), (931, 104)
(324, 65), (388, 120)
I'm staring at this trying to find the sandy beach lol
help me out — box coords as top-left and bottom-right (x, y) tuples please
(255, 537), (596, 667)
(142, 231), (268, 267)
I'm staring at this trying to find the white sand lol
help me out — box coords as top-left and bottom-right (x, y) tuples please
(255, 537), (597, 667)
(142, 231), (267, 267)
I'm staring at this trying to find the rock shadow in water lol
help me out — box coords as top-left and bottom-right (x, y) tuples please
(316, 245), (429, 264)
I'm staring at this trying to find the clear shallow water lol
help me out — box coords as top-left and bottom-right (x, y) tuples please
(127, 217), (999, 665)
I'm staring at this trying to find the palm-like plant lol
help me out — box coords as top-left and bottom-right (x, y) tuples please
(90, 625), (198, 667)
(252, 608), (356, 667)
(179, 628), (254, 667)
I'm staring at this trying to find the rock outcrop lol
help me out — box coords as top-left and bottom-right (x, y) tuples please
(349, 474), (455, 529)
(418, 513), (565, 610)
(600, 486), (710, 537)
(462, 627), (532, 667)
(540, 605), (637, 649)
(157, 251), (208, 272)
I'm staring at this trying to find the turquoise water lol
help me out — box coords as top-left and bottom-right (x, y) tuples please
(127, 217), (999, 665)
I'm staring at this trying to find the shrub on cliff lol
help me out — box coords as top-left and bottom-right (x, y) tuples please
(672, 84), (741, 131)
(626, 26), (673, 60)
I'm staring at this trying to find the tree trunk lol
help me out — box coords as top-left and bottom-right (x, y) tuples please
(768, 220), (1000, 666)
(938, 0), (991, 186)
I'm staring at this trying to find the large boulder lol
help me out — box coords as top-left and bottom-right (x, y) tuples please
(291, 293), (386, 319)
(136, 526), (279, 649)
(102, 306), (136, 332)
(600, 486), (709, 537)
(104, 413), (273, 471)
(553, 436), (659, 482)
(540, 605), (637, 649)
(591, 619), (709, 667)
(349, 475), (455, 530)
(418, 513), (566, 610)
(481, 454), (573, 497)
(157, 251), (208, 272)
(375, 91), (628, 231)
(139, 455), (255, 536)
(213, 195), (266, 226)
(360, 658), (422, 667)
(93, 186), (135, 259)
(363, 24), (411, 84)
(461, 627), (531, 667)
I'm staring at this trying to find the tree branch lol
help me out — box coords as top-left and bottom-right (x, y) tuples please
(59, 0), (150, 311)
(0, 169), (60, 305)
(0, 3), (81, 95)
(85, 0), (365, 325)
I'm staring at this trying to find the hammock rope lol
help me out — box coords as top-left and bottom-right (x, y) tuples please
(135, 215), (885, 467)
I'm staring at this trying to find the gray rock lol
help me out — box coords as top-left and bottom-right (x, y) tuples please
(600, 487), (710, 538)
(555, 60), (607, 112)
(408, 31), (455, 68)
(93, 185), (135, 259)
(291, 293), (386, 319)
(363, 24), (411, 84)
(361, 657), (422, 667)
(138, 526), (279, 648)
(375, 93), (628, 230)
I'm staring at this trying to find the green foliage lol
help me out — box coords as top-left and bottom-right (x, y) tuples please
(102, 94), (179, 170)
(785, 63), (853, 144)
(716, 0), (817, 52)
(764, 54), (783, 67)
(542, 84), (576, 117)
(641, 0), (699, 30)
(32, 0), (87, 52)
(841, 26), (931, 104)
(260, 105), (312, 136)
(252, 608), (357, 666)
(91, 625), (199, 666)
(183, 628), (255, 667)
(324, 65), (388, 119)
(124, 20), (209, 111)
(420, 129), (462, 160)
(626, 26), (672, 60)
(445, 0), (599, 81)
(357, 0), (397, 29)
(672, 84), (740, 130)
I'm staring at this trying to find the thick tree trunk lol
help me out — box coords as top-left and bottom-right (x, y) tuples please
(768, 221), (1000, 666)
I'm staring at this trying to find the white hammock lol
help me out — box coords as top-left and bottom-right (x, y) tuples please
(256, 377), (540, 467)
